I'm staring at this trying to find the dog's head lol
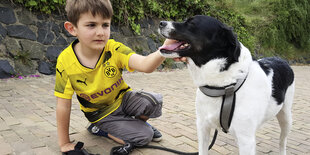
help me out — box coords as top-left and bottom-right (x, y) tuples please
(159, 15), (240, 69)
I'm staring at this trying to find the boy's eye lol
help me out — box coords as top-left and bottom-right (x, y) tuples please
(87, 24), (96, 27)
(103, 23), (110, 27)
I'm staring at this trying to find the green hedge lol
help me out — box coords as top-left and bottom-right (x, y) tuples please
(265, 0), (309, 59)
(12, 0), (65, 14)
(110, 0), (253, 49)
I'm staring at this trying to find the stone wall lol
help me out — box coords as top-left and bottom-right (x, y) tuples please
(0, 1), (176, 79)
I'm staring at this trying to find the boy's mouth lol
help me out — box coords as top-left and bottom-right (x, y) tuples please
(94, 40), (104, 43)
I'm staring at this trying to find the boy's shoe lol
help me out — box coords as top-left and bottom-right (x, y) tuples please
(87, 124), (108, 137)
(112, 143), (135, 155)
(62, 141), (99, 155)
(146, 122), (162, 142)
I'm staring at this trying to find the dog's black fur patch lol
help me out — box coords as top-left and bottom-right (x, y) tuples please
(258, 57), (294, 105)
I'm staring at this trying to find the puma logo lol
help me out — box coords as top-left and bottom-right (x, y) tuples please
(57, 68), (64, 77)
(77, 78), (87, 86)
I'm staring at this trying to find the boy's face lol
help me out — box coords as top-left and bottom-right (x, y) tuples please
(72, 11), (111, 52)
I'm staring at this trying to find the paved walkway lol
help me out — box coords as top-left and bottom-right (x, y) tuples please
(0, 66), (309, 155)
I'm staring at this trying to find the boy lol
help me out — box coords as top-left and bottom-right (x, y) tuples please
(56, 0), (175, 154)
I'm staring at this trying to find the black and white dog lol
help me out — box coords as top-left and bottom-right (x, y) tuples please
(159, 15), (295, 155)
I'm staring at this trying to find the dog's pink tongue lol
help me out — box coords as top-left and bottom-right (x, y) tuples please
(159, 42), (183, 51)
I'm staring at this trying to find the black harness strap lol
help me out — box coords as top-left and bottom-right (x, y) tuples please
(199, 76), (247, 133)
(220, 85), (236, 133)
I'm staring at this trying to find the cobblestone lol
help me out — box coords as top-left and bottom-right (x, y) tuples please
(0, 66), (309, 154)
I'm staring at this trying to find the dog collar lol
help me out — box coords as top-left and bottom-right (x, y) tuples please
(199, 76), (247, 133)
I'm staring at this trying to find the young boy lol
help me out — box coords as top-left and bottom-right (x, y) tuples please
(55, 0), (175, 154)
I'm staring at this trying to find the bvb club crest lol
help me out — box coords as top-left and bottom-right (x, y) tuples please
(104, 66), (117, 78)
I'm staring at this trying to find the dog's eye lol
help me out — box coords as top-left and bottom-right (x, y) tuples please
(185, 17), (193, 22)
(187, 21), (195, 27)
(185, 18), (195, 27)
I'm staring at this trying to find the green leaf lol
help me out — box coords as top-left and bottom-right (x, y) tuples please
(28, 0), (37, 6)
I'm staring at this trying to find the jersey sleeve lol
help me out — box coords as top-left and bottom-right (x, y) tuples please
(54, 59), (74, 99)
(113, 41), (136, 72)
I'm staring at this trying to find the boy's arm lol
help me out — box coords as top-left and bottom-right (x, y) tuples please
(56, 97), (75, 152)
(128, 50), (165, 73)
(128, 39), (179, 73)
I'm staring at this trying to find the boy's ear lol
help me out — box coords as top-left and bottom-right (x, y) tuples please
(64, 21), (77, 36)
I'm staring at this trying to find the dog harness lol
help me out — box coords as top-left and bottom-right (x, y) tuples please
(199, 76), (247, 133)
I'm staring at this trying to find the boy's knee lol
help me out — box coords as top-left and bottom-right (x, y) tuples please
(139, 97), (162, 118)
(132, 128), (153, 146)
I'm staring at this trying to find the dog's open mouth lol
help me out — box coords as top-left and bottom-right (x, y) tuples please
(159, 41), (191, 53)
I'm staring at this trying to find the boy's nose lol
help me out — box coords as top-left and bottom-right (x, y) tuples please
(96, 27), (105, 35)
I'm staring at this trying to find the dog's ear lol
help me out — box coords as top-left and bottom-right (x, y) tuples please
(220, 25), (240, 62)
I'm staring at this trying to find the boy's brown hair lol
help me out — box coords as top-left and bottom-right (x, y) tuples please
(65, 0), (113, 26)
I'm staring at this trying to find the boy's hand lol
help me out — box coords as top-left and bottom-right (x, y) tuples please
(173, 57), (188, 63)
(60, 142), (76, 152)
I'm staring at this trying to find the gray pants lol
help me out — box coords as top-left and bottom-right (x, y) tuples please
(94, 90), (163, 146)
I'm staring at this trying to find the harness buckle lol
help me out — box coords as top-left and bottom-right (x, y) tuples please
(225, 85), (235, 95)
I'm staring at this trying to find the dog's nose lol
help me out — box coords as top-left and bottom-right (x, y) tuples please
(159, 21), (167, 28)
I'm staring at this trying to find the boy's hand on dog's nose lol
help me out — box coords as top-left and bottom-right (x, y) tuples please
(163, 39), (188, 63)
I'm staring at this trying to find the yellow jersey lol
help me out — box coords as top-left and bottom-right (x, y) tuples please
(54, 39), (135, 123)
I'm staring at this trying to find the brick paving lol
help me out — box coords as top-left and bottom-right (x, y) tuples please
(0, 66), (309, 155)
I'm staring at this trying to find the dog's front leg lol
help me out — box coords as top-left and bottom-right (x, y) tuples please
(232, 126), (256, 155)
(196, 119), (211, 155)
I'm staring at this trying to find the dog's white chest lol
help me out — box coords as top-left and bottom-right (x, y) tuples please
(195, 89), (222, 127)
